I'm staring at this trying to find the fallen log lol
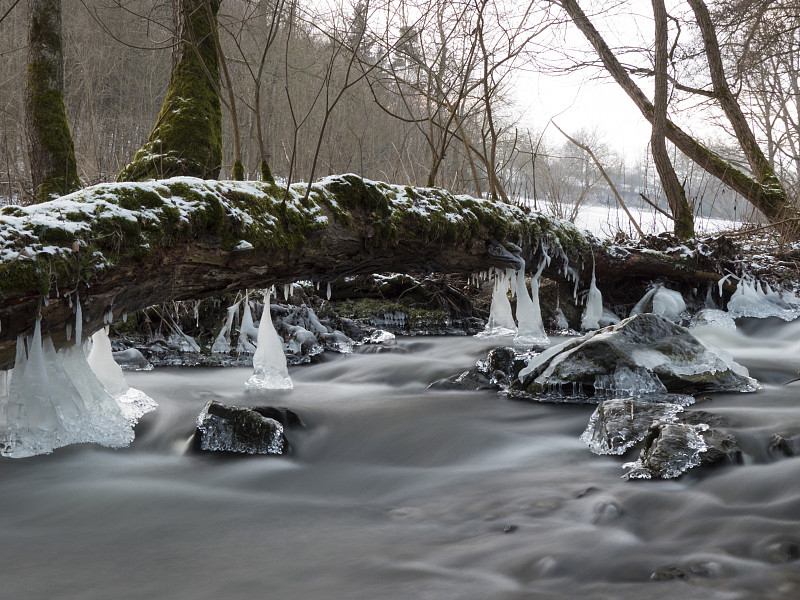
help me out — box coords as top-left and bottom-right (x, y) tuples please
(0, 174), (590, 368)
(0, 173), (784, 369)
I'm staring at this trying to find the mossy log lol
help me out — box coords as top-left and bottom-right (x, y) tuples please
(0, 174), (591, 368)
(0, 174), (751, 369)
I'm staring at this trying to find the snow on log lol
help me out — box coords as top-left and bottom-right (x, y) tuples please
(0, 174), (591, 368)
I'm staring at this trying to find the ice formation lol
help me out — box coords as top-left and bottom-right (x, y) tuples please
(212, 301), (240, 353)
(514, 262), (549, 346)
(580, 266), (603, 331)
(88, 329), (157, 422)
(236, 301), (259, 354)
(246, 290), (293, 390)
(631, 284), (686, 322)
(726, 277), (800, 321)
(0, 322), (156, 458)
(580, 398), (684, 455)
(477, 268), (517, 338)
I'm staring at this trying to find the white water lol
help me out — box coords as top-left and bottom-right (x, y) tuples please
(0, 328), (799, 598)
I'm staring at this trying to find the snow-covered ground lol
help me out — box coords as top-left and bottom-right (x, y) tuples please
(544, 202), (741, 239)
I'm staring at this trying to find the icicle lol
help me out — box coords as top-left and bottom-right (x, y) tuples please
(66, 323), (72, 341)
(43, 295), (49, 307)
(580, 266), (603, 331)
(514, 262), (549, 347)
(194, 301), (200, 327)
(237, 301), (258, 354)
(284, 284), (291, 300)
(476, 269), (517, 338)
(212, 301), (240, 354)
(68, 294), (73, 309)
(508, 268), (518, 298)
(326, 282), (332, 300)
(75, 294), (83, 346)
(246, 290), (293, 390)
(122, 312), (128, 323)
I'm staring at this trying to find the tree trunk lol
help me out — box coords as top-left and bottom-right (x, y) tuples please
(651, 0), (694, 239)
(25, 0), (81, 203)
(558, 0), (800, 236)
(117, 0), (222, 181)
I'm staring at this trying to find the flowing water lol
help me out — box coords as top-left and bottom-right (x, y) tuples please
(1, 325), (799, 600)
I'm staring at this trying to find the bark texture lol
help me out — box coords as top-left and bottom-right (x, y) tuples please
(651, 0), (694, 239)
(25, 0), (81, 203)
(117, 0), (222, 181)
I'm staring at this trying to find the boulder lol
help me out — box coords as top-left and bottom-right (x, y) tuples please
(580, 398), (684, 455)
(192, 400), (303, 455)
(515, 313), (757, 401)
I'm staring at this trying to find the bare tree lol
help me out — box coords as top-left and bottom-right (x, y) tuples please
(651, 0), (693, 238)
(555, 0), (800, 236)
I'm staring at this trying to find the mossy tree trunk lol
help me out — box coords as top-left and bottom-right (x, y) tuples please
(25, 0), (81, 203)
(117, 0), (222, 181)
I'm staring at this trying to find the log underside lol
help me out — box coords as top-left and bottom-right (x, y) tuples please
(0, 175), (769, 370)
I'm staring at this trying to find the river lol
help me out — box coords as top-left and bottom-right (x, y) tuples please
(0, 324), (798, 599)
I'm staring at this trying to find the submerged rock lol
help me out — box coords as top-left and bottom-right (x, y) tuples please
(192, 400), (303, 455)
(580, 398), (684, 455)
(514, 314), (757, 402)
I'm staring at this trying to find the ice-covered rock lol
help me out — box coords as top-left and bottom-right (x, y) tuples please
(112, 348), (153, 371)
(477, 269), (517, 338)
(366, 330), (396, 345)
(193, 400), (288, 455)
(514, 264), (549, 346)
(246, 291), (293, 390)
(622, 422), (709, 479)
(580, 398), (684, 455)
(690, 308), (736, 330)
(631, 284), (686, 322)
(726, 278), (800, 321)
(515, 313), (758, 401)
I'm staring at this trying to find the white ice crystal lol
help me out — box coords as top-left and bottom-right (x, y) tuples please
(246, 290), (293, 390)
(514, 262), (549, 347)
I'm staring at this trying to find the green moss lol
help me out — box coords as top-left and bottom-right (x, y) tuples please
(232, 160), (245, 181)
(326, 175), (397, 248)
(260, 160), (275, 184)
(116, 187), (164, 211)
(117, 0), (222, 181)
(36, 225), (74, 245)
(1, 206), (24, 217)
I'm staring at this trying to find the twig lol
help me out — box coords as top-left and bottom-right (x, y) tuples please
(638, 192), (673, 219)
(552, 121), (645, 239)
